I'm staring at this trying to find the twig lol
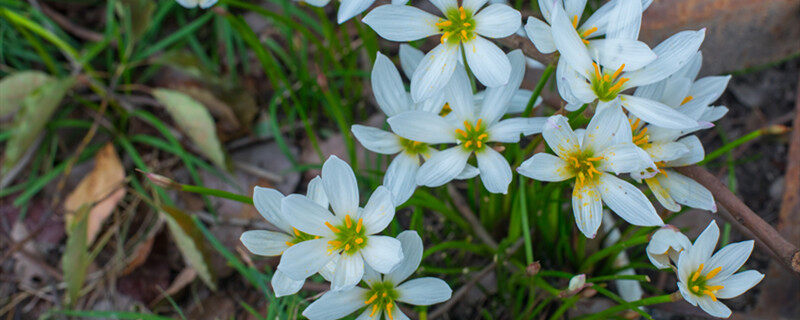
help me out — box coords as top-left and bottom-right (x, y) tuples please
(34, 0), (105, 43)
(675, 165), (800, 275)
(447, 184), (498, 250)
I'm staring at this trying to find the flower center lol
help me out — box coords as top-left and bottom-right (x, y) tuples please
(399, 137), (429, 156)
(436, 6), (476, 45)
(324, 215), (367, 255)
(687, 263), (725, 301)
(591, 63), (629, 101)
(284, 228), (321, 247)
(363, 281), (400, 320)
(629, 118), (650, 147)
(572, 15), (598, 44)
(455, 119), (488, 152)
(565, 150), (604, 187)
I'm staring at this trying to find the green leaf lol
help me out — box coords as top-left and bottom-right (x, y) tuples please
(62, 205), (91, 306)
(0, 71), (52, 117)
(116, 0), (155, 39)
(2, 77), (74, 175)
(152, 88), (227, 169)
(161, 206), (216, 290)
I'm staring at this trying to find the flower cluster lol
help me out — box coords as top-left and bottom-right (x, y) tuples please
(230, 0), (766, 318)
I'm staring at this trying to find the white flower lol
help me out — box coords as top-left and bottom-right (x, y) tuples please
(547, 2), (705, 130)
(300, 0), (409, 24)
(353, 50), (478, 205)
(276, 156), (404, 291)
(303, 231), (452, 320)
(388, 50), (546, 194)
(646, 225), (692, 269)
(175, 0), (217, 9)
(240, 177), (334, 297)
(676, 221), (764, 318)
(517, 109), (663, 238)
(363, 0), (522, 102)
(567, 274), (586, 292)
(525, 0), (653, 58)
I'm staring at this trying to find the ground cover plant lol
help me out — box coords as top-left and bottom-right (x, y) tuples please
(1, 0), (799, 319)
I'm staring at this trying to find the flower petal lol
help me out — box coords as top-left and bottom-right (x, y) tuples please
(657, 170), (716, 212)
(476, 147), (512, 194)
(696, 296), (732, 318)
(587, 39), (655, 71)
(352, 125), (403, 155)
(337, 0), (376, 24)
(624, 29), (706, 88)
(464, 36), (512, 88)
(372, 52), (413, 117)
(384, 153), (420, 205)
(550, 4), (594, 78)
(598, 174), (663, 226)
(387, 111), (458, 144)
(302, 287), (368, 320)
(524, 17), (556, 54)
(399, 44), (425, 79)
(604, 0), (642, 40)
(597, 143), (654, 174)
(583, 105), (628, 153)
(272, 270), (304, 297)
(706, 240), (754, 281)
(643, 141), (689, 163)
(506, 89), (539, 114)
(362, 235), (404, 273)
(307, 176), (329, 208)
(430, 0), (457, 14)
(386, 230), (424, 285)
(715, 270), (764, 299)
(355, 308), (381, 320)
(690, 75), (730, 103)
(281, 194), (337, 236)
(362, 5), (440, 41)
(240, 230), (291, 256)
(572, 183), (603, 238)
(686, 221), (720, 270)
(411, 44), (460, 102)
(361, 186), (395, 233)
(644, 177), (681, 212)
(488, 117), (546, 142)
(416, 147), (470, 187)
(253, 186), (290, 232)
(474, 4), (521, 38)
(331, 252), (365, 291)
(556, 58), (596, 105)
(278, 238), (335, 281)
(479, 50), (525, 124)
(665, 135), (705, 167)
(564, 0), (588, 21)
(322, 155), (360, 217)
(386, 304), (411, 320)
(396, 278), (453, 305)
(456, 163), (480, 179)
(518, 153), (574, 182)
(542, 115), (581, 159)
(444, 64), (478, 121)
(462, 0), (488, 13)
(619, 94), (699, 129)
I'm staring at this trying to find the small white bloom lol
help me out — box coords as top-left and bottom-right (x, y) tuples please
(277, 156), (404, 291)
(602, 214), (643, 302)
(388, 50), (546, 194)
(676, 221), (764, 318)
(363, 0), (522, 101)
(175, 0), (217, 9)
(303, 231), (452, 320)
(568, 274), (586, 292)
(646, 225), (692, 269)
(297, 0), (406, 24)
(240, 177), (332, 297)
(517, 109), (663, 238)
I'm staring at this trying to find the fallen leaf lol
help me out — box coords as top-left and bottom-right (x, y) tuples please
(62, 205), (91, 307)
(152, 88), (228, 169)
(0, 71), (52, 118)
(2, 77), (74, 175)
(122, 231), (156, 276)
(173, 84), (241, 132)
(151, 267), (197, 305)
(161, 206), (216, 290)
(64, 143), (127, 244)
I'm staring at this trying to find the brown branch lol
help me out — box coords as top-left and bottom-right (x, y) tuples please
(447, 184), (498, 250)
(675, 165), (800, 275)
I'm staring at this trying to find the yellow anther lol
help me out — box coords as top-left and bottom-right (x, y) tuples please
(578, 172), (586, 185)
(456, 129), (468, 137)
(436, 20), (452, 28)
(692, 285), (700, 292)
(459, 6), (466, 19)
(476, 141), (482, 148)
(604, 74), (611, 82)
(658, 168), (669, 177)
(364, 293), (378, 304)
(572, 15), (579, 28)
(475, 118), (483, 129)
(386, 303), (394, 320)
(581, 39), (590, 45)
(692, 264), (705, 282)
(611, 64), (626, 80)
(593, 63), (602, 81)
(285, 241), (294, 247)
(580, 26), (598, 38)
(345, 243), (351, 251)
(345, 214), (353, 228)
(356, 218), (363, 233)
(607, 78), (629, 93)
(681, 96), (694, 105)
(705, 266), (722, 280)
(629, 118), (641, 131)
(463, 22), (471, 27)
(370, 304), (378, 317)
(325, 221), (340, 233)
(460, 30), (468, 39)
(703, 290), (718, 301)
(382, 292), (387, 298)
(464, 141), (473, 148)
(585, 156), (604, 161)
(463, 120), (472, 131)
(706, 285), (724, 291)
(477, 133), (488, 140)
(293, 228), (301, 237)
(329, 240), (342, 247)
(355, 237), (364, 244)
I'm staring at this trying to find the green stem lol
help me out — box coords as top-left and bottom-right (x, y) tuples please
(698, 125), (786, 165)
(585, 274), (650, 283)
(523, 61), (557, 117)
(518, 178), (534, 265)
(578, 292), (682, 320)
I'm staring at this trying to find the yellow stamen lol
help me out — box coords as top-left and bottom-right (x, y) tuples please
(293, 228), (301, 237)
(386, 303), (394, 320)
(692, 285), (700, 292)
(459, 7), (466, 19)
(356, 218), (363, 233)
(382, 292), (387, 298)
(593, 63), (601, 81)
(604, 74), (611, 82)
(477, 133), (488, 140)
(692, 264), (705, 281)
(706, 285), (724, 291)
(658, 168), (669, 177)
(476, 141), (482, 148)
(345, 243), (351, 251)
(681, 96), (694, 105)
(436, 20), (452, 28)
(463, 120), (472, 131)
(441, 32), (451, 44)
(464, 140), (473, 148)
(285, 241), (294, 247)
(578, 172), (586, 185)
(325, 221), (340, 233)
(611, 64), (625, 80)
(630, 118), (641, 130)
(703, 290), (718, 301)
(585, 156), (604, 161)
(460, 30), (468, 40)
(463, 22), (471, 27)
(364, 293), (378, 304)
(572, 15), (579, 28)
(580, 26), (598, 38)
(328, 240), (342, 248)
(607, 78), (629, 93)
(705, 266), (722, 280)
(456, 129), (468, 137)
(345, 214), (353, 228)
(355, 237), (364, 244)
(370, 305), (378, 317)
(581, 38), (590, 45)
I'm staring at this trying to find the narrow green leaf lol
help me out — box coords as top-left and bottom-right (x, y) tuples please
(152, 88), (227, 169)
(62, 204), (91, 306)
(161, 206), (217, 290)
